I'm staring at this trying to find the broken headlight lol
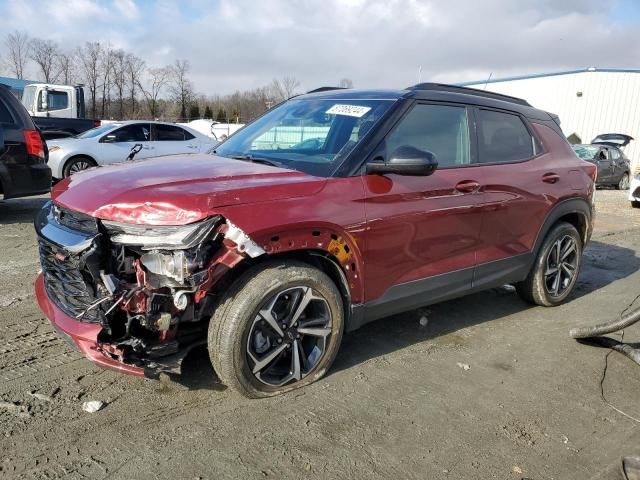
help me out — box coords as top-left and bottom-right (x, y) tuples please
(102, 216), (221, 250)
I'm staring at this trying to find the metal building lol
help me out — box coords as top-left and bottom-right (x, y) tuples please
(461, 67), (640, 167)
(0, 76), (41, 97)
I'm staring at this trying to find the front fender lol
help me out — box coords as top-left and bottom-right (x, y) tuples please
(249, 223), (365, 304)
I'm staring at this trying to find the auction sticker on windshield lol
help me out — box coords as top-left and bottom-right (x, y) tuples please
(326, 104), (371, 118)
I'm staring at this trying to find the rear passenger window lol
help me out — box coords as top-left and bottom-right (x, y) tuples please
(385, 104), (470, 168)
(155, 124), (188, 141)
(0, 100), (14, 124)
(477, 109), (534, 163)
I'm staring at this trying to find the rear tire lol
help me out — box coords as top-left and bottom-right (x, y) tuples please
(516, 222), (582, 306)
(208, 261), (344, 398)
(618, 173), (630, 190)
(63, 156), (96, 177)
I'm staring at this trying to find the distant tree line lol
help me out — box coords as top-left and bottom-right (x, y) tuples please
(1, 31), (353, 124)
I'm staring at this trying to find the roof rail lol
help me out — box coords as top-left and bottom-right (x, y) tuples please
(408, 83), (531, 107)
(306, 86), (348, 94)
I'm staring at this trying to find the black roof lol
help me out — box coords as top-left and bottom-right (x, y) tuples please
(301, 88), (406, 100)
(302, 82), (529, 104)
(299, 83), (550, 121)
(408, 83), (531, 106)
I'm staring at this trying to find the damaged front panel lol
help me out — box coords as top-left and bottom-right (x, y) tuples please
(36, 202), (263, 377)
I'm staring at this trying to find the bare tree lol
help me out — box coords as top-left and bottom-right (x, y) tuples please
(30, 38), (60, 82)
(269, 76), (300, 101)
(111, 49), (127, 119)
(125, 54), (145, 118)
(139, 67), (169, 118)
(168, 59), (193, 121)
(57, 51), (76, 85)
(339, 78), (354, 88)
(77, 42), (102, 117)
(5, 31), (30, 79)
(281, 76), (300, 98)
(100, 44), (113, 117)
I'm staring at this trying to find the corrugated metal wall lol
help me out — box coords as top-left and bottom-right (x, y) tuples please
(465, 71), (640, 168)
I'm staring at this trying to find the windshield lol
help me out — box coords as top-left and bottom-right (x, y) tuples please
(75, 124), (121, 139)
(213, 98), (393, 176)
(22, 86), (36, 112)
(572, 145), (598, 159)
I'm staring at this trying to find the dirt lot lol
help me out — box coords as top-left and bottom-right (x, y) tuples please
(1, 190), (639, 480)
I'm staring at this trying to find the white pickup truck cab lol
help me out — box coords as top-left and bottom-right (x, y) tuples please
(21, 83), (85, 119)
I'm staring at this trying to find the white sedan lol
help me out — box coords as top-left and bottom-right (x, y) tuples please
(47, 120), (218, 179)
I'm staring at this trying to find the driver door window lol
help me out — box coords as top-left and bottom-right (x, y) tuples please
(110, 124), (150, 142)
(37, 90), (70, 112)
(384, 103), (470, 168)
(99, 123), (152, 165)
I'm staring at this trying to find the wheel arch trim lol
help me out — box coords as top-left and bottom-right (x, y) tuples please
(533, 197), (593, 255)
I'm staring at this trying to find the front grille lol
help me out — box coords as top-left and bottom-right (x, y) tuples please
(38, 238), (103, 323)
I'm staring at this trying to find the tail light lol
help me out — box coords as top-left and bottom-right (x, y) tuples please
(24, 130), (45, 159)
(94, 120), (101, 128)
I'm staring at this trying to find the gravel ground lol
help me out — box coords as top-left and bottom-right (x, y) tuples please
(0, 190), (639, 480)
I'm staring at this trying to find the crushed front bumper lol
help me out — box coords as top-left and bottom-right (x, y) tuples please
(35, 273), (145, 377)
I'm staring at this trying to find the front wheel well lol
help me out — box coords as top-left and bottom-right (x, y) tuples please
(63, 155), (97, 176)
(212, 250), (352, 323)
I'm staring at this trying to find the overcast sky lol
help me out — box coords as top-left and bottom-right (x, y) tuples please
(2, 0), (640, 94)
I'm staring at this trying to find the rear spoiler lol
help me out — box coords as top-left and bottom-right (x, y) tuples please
(548, 112), (561, 127)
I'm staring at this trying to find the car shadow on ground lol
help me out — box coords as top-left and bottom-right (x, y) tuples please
(331, 239), (640, 374)
(0, 196), (49, 225)
(179, 346), (228, 392)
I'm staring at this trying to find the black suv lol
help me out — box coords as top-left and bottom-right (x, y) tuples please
(0, 84), (51, 200)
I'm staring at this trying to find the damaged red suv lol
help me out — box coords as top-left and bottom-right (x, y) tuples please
(35, 84), (596, 397)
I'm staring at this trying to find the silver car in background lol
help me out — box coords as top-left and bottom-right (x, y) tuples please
(47, 120), (218, 179)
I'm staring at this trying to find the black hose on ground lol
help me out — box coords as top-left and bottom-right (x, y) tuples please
(578, 337), (640, 366)
(569, 306), (640, 339)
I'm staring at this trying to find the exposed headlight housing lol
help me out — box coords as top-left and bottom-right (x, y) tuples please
(102, 216), (221, 250)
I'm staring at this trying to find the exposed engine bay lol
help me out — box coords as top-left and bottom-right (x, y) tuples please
(36, 202), (265, 377)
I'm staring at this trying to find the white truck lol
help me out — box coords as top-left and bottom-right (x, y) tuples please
(20, 83), (100, 140)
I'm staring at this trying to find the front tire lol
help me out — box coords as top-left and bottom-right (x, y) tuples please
(63, 156), (96, 177)
(631, 201), (640, 209)
(618, 173), (630, 190)
(209, 261), (344, 398)
(516, 222), (582, 306)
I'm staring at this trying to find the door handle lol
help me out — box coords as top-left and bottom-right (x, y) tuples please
(142, 145), (154, 150)
(455, 180), (480, 193)
(542, 173), (560, 184)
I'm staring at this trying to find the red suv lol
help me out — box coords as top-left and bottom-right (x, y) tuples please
(35, 84), (596, 397)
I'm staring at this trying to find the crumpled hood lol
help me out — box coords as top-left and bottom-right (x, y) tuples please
(51, 154), (327, 225)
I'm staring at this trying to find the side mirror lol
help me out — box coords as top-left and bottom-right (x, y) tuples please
(101, 134), (117, 143)
(366, 146), (438, 176)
